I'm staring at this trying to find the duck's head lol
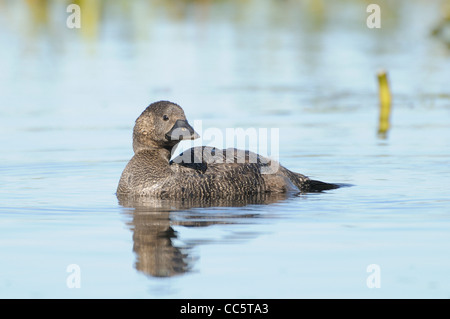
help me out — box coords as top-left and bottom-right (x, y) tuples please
(133, 101), (200, 153)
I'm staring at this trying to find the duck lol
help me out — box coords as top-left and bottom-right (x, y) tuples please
(117, 101), (339, 199)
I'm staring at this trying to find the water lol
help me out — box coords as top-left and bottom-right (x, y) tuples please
(1, 0), (450, 298)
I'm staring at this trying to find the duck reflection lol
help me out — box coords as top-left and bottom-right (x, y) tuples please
(118, 193), (290, 277)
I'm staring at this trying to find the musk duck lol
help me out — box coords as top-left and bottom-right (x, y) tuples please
(117, 101), (339, 199)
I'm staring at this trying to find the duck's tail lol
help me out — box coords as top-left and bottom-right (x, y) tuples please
(308, 179), (340, 192)
(281, 167), (340, 193)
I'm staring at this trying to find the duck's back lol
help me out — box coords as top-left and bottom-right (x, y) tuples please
(169, 146), (304, 197)
(117, 146), (335, 199)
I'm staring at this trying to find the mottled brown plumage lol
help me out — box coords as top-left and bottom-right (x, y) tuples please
(117, 101), (338, 199)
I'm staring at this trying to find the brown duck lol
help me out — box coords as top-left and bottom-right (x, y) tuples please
(117, 101), (339, 199)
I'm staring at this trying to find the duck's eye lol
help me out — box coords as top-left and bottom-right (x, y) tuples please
(163, 115), (169, 121)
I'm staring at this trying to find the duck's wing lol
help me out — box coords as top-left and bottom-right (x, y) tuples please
(167, 147), (270, 196)
(170, 146), (275, 173)
(169, 146), (208, 174)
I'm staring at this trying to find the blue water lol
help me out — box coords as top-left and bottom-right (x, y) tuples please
(1, 0), (450, 298)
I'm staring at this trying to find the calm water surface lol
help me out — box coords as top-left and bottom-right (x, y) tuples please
(1, 0), (450, 298)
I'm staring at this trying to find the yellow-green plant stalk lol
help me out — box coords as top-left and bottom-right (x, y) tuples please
(77, 0), (101, 40)
(377, 70), (392, 137)
(26, 0), (49, 27)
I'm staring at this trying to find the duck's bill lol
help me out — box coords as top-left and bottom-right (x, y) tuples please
(165, 119), (200, 141)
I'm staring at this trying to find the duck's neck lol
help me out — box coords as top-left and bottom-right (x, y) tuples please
(135, 146), (177, 165)
(138, 147), (170, 160)
(133, 141), (178, 162)
(132, 148), (174, 180)
(156, 147), (172, 162)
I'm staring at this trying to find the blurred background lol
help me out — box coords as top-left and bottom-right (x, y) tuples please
(1, 0), (450, 298)
(1, 0), (449, 135)
(1, 0), (449, 169)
